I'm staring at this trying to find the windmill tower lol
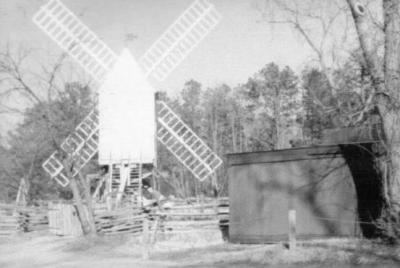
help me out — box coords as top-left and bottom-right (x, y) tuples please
(35, 0), (223, 207)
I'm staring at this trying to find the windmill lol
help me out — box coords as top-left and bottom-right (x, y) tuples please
(34, 0), (223, 205)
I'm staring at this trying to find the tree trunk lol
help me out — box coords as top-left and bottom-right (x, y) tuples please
(211, 112), (220, 195)
(63, 159), (96, 236)
(347, 0), (400, 207)
(231, 114), (238, 152)
(382, 0), (400, 205)
(78, 172), (97, 236)
(384, 114), (400, 205)
(69, 176), (91, 235)
(273, 86), (282, 149)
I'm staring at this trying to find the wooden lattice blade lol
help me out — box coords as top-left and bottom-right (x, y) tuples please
(139, 0), (221, 81)
(157, 101), (223, 181)
(42, 109), (99, 186)
(42, 151), (70, 187)
(33, 0), (117, 82)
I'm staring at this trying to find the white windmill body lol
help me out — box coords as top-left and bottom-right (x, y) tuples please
(35, 0), (223, 208)
(99, 49), (155, 165)
(98, 49), (156, 206)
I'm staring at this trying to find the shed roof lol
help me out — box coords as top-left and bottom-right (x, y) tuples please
(226, 142), (378, 166)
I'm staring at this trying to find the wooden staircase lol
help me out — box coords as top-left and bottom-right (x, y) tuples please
(110, 164), (143, 207)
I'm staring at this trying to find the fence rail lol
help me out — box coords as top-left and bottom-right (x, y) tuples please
(95, 206), (145, 236)
(1, 198), (230, 238)
(150, 198), (229, 233)
(0, 203), (49, 236)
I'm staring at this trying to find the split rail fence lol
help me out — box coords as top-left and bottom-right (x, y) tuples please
(1, 198), (229, 238)
(152, 197), (229, 234)
(0, 203), (48, 237)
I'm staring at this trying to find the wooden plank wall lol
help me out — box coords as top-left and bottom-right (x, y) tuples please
(48, 203), (83, 236)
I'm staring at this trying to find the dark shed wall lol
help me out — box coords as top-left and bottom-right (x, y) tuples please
(227, 146), (359, 244)
(339, 144), (384, 238)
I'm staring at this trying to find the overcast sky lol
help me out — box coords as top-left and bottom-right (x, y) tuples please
(0, 0), (317, 137)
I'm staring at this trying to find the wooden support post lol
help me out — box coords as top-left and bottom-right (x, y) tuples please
(158, 215), (165, 241)
(106, 163), (113, 211)
(150, 216), (159, 244)
(200, 194), (204, 213)
(142, 217), (150, 260)
(154, 94), (159, 170)
(288, 209), (296, 250)
(211, 173), (219, 198)
(116, 163), (128, 207)
(92, 175), (106, 200)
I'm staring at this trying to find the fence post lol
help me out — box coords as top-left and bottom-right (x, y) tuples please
(150, 216), (160, 244)
(200, 194), (204, 213)
(288, 209), (296, 250)
(142, 216), (150, 259)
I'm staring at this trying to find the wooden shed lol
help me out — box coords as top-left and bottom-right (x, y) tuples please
(227, 143), (383, 243)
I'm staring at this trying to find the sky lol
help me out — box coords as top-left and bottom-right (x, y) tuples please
(0, 0), (316, 137)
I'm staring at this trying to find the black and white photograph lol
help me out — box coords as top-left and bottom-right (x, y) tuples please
(0, 0), (400, 267)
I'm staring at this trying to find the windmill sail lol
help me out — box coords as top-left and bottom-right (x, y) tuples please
(33, 0), (117, 82)
(42, 151), (70, 187)
(139, 0), (221, 81)
(42, 107), (99, 186)
(33, 0), (115, 185)
(35, 0), (222, 186)
(157, 102), (223, 181)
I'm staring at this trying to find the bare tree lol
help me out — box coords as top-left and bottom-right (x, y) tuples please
(345, 0), (400, 208)
(0, 45), (97, 235)
(260, 0), (400, 239)
(260, 0), (377, 125)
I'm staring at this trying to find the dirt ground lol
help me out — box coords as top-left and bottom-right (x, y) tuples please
(0, 230), (400, 268)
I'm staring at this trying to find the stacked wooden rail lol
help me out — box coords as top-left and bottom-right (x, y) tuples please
(93, 198), (230, 236)
(217, 197), (229, 228)
(0, 204), (17, 237)
(48, 202), (147, 236)
(0, 203), (49, 236)
(18, 206), (48, 232)
(0, 198), (230, 238)
(95, 206), (145, 236)
(151, 197), (229, 233)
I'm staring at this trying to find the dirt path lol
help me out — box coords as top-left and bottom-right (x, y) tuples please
(0, 230), (223, 267)
(0, 235), (174, 267)
(1, 232), (399, 267)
